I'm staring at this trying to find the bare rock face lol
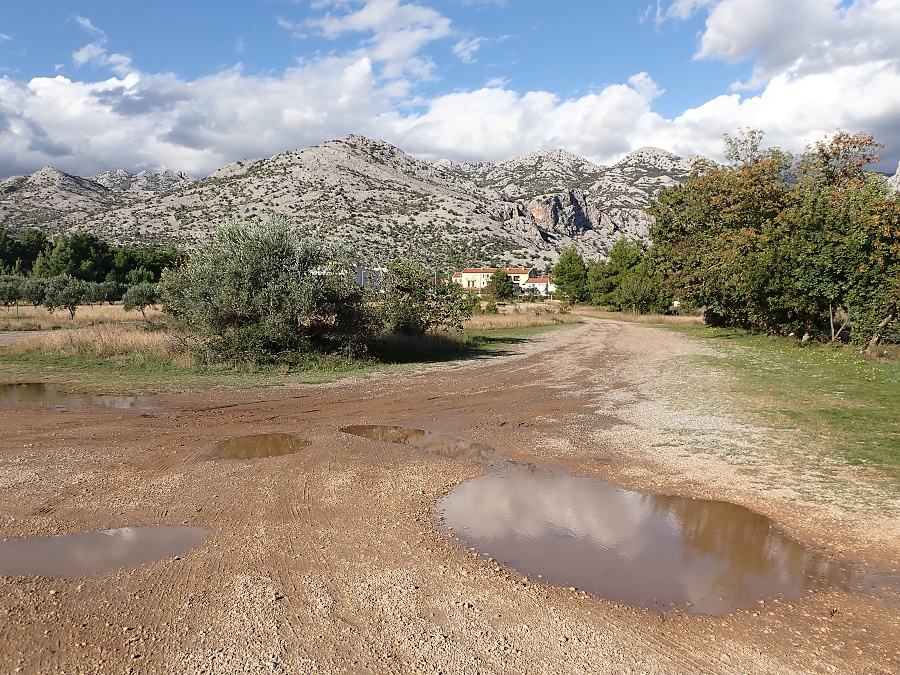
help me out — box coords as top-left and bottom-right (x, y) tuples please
(887, 161), (900, 194)
(0, 136), (704, 267)
(90, 169), (193, 198)
(526, 190), (604, 237)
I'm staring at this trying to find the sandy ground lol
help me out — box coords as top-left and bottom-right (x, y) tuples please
(1, 318), (899, 674)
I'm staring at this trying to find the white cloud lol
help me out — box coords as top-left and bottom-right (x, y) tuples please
(667, 0), (900, 87)
(0, 34), (11, 43)
(72, 16), (108, 40)
(452, 37), (484, 63)
(70, 17), (134, 78)
(303, 0), (453, 79)
(1, 0), (899, 179)
(72, 44), (134, 77)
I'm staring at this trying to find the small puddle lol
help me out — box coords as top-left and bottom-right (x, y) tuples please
(436, 467), (872, 615)
(0, 383), (159, 411)
(216, 433), (311, 459)
(0, 526), (209, 578)
(340, 425), (505, 465)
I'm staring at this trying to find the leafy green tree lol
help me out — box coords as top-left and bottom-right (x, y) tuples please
(552, 246), (588, 302)
(20, 278), (47, 306)
(0, 228), (16, 273)
(43, 274), (88, 319)
(587, 238), (649, 309)
(648, 128), (899, 346)
(39, 232), (113, 282)
(486, 269), (517, 301)
(82, 281), (107, 306)
(122, 282), (158, 317)
(15, 228), (49, 272)
(380, 260), (473, 334)
(159, 216), (377, 361)
(0, 275), (23, 308)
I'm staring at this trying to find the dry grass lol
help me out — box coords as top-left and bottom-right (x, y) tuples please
(571, 307), (705, 325)
(4, 323), (186, 360)
(464, 310), (581, 330)
(0, 303), (167, 331)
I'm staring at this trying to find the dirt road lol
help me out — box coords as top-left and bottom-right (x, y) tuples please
(1, 319), (898, 674)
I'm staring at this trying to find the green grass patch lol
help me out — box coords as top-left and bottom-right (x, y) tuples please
(670, 326), (900, 477)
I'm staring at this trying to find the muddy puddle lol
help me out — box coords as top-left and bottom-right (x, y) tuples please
(343, 423), (888, 614)
(436, 466), (878, 614)
(216, 433), (311, 459)
(340, 425), (505, 466)
(0, 383), (159, 412)
(0, 526), (209, 578)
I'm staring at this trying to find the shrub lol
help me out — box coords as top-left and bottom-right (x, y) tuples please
(159, 216), (378, 361)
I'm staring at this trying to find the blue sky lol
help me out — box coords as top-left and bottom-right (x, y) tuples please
(1, 0), (898, 179)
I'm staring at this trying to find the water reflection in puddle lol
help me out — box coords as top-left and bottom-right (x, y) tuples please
(341, 425), (505, 466)
(0, 383), (159, 411)
(216, 433), (311, 459)
(436, 466), (865, 614)
(340, 423), (885, 614)
(0, 526), (209, 578)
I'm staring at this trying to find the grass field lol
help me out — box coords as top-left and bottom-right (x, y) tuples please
(671, 326), (900, 478)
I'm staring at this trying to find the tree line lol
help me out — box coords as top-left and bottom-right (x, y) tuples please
(0, 226), (183, 318)
(551, 130), (900, 352)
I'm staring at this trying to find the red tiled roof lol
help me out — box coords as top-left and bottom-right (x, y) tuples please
(459, 268), (499, 274)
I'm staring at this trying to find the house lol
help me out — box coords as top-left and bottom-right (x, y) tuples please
(521, 274), (556, 297)
(451, 267), (538, 293)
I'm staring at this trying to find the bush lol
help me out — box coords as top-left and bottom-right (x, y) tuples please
(20, 278), (47, 306)
(159, 216), (379, 361)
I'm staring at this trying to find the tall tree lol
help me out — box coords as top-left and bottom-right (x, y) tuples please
(552, 246), (588, 302)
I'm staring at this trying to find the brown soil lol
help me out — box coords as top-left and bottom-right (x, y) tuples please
(2, 319), (898, 674)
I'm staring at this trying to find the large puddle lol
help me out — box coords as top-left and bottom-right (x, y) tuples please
(0, 526), (209, 578)
(344, 424), (882, 615)
(0, 383), (159, 411)
(436, 466), (870, 614)
(216, 433), (311, 459)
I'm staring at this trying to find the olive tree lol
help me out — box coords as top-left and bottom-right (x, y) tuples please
(122, 282), (158, 317)
(158, 217), (378, 361)
(43, 274), (88, 319)
(379, 260), (473, 335)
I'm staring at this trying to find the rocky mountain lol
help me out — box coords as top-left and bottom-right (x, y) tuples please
(0, 167), (194, 232)
(0, 136), (708, 269)
(90, 169), (192, 198)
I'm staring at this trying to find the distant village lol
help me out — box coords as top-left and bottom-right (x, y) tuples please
(355, 266), (557, 296)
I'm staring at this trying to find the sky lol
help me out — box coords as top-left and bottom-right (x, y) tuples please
(1, 0), (899, 180)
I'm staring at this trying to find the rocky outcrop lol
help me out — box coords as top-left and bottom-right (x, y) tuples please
(90, 169), (193, 198)
(887, 161), (900, 194)
(0, 167), (125, 230)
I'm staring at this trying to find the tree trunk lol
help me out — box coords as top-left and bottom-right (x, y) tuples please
(864, 312), (896, 355)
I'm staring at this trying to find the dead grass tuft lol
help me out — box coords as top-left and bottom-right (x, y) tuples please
(0, 303), (167, 331)
(571, 307), (704, 325)
(464, 309), (581, 330)
(5, 324), (181, 359)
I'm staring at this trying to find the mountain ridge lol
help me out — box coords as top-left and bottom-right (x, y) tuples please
(0, 136), (709, 268)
